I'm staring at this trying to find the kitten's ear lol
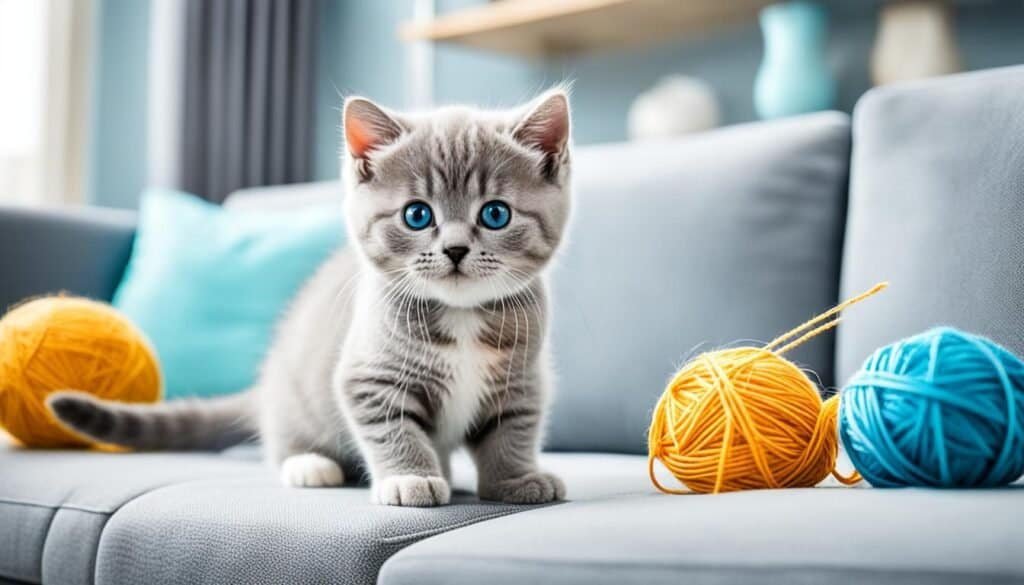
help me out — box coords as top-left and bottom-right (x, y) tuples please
(513, 90), (571, 164)
(343, 97), (404, 160)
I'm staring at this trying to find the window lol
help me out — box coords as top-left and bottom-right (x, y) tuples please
(0, 1), (47, 205)
(0, 0), (92, 206)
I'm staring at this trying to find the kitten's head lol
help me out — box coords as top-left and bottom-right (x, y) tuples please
(341, 90), (571, 308)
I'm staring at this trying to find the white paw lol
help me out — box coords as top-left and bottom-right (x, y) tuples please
(280, 453), (345, 488)
(480, 471), (566, 504)
(373, 475), (450, 507)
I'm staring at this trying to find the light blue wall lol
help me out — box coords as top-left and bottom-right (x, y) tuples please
(314, 0), (345, 183)
(87, 0), (150, 208)
(315, 0), (414, 180)
(547, 7), (876, 144)
(554, 2), (1024, 144)
(313, 0), (1024, 152)
(313, 0), (547, 180)
(92, 1), (1024, 198)
(432, 0), (545, 108)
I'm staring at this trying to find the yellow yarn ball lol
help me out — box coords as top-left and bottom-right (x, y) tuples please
(0, 297), (162, 448)
(647, 282), (888, 494)
(648, 347), (843, 494)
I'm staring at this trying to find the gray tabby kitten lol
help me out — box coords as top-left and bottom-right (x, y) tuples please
(47, 90), (572, 507)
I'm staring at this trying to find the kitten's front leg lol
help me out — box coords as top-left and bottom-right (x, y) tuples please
(338, 372), (450, 507)
(467, 387), (566, 504)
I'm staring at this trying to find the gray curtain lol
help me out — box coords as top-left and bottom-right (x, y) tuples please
(180, 0), (317, 203)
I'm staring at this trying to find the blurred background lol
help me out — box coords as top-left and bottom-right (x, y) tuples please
(1, 0), (1022, 210)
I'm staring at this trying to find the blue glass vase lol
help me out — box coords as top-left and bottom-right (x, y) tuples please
(754, 1), (836, 119)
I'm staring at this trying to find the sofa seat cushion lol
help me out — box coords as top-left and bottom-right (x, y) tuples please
(0, 444), (265, 585)
(380, 479), (1024, 585)
(1, 447), (648, 585)
(94, 451), (650, 585)
(92, 478), (523, 585)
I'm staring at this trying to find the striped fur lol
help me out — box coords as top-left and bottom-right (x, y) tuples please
(49, 90), (572, 507)
(47, 390), (254, 450)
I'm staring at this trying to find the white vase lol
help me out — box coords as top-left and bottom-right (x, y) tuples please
(871, 1), (962, 86)
(628, 76), (720, 141)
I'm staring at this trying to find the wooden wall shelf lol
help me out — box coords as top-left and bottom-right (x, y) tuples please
(399, 0), (773, 58)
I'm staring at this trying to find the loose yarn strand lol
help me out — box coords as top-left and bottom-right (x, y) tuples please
(765, 282), (889, 355)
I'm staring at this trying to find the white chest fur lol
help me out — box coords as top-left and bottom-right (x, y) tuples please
(433, 310), (497, 448)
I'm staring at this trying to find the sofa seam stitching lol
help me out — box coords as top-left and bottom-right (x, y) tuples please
(376, 508), (531, 545)
(0, 497), (113, 515)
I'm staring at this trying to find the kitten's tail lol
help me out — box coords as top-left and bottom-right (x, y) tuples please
(46, 390), (257, 451)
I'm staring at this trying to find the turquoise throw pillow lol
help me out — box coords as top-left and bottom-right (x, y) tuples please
(113, 188), (343, 399)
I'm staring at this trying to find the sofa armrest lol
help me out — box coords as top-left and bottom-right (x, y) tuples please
(0, 205), (137, 312)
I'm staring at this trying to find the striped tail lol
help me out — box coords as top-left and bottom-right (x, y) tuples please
(46, 390), (256, 451)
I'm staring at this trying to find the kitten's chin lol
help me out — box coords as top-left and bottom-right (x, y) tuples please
(420, 276), (510, 309)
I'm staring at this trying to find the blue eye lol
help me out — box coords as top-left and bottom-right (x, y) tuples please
(479, 201), (511, 230)
(403, 202), (433, 230)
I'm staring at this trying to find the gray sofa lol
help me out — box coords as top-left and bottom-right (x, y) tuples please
(2, 66), (1023, 585)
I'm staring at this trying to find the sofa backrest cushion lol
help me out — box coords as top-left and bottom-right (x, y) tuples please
(837, 66), (1024, 386)
(546, 112), (851, 453)
(0, 205), (136, 313)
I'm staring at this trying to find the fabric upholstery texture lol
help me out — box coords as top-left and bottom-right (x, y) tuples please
(94, 481), (519, 585)
(546, 112), (851, 453)
(112, 188), (344, 399)
(0, 445), (646, 585)
(837, 65), (1024, 384)
(0, 445), (264, 584)
(0, 205), (135, 313)
(94, 451), (648, 585)
(380, 479), (1024, 585)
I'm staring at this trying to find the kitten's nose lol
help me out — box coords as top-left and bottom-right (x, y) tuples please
(443, 246), (470, 266)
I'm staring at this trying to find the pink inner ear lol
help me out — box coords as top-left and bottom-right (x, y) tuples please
(345, 116), (376, 159)
(515, 93), (570, 157)
(535, 108), (568, 154)
(344, 99), (402, 160)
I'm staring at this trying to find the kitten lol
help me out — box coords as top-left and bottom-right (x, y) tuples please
(47, 90), (572, 507)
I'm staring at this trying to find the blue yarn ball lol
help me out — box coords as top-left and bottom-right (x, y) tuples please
(840, 327), (1024, 488)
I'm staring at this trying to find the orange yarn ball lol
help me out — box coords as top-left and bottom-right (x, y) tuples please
(0, 297), (161, 448)
(648, 347), (845, 494)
